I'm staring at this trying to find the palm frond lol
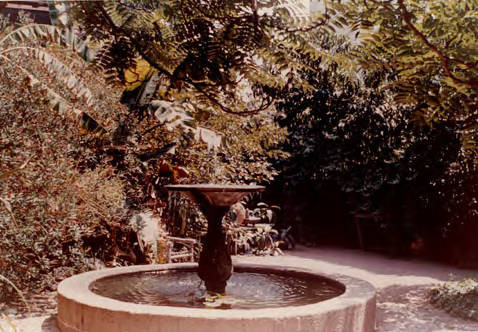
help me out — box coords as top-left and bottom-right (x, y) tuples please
(151, 100), (222, 149)
(0, 24), (96, 62)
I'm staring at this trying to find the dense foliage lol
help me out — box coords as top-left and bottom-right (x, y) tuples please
(65, 0), (361, 122)
(1, 0), (478, 310)
(328, 0), (477, 149)
(0, 59), (134, 301)
(0, 10), (289, 304)
(271, 1), (477, 262)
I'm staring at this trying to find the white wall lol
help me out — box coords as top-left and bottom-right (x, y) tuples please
(310, 0), (326, 13)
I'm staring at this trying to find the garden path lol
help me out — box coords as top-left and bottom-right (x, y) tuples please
(3, 246), (478, 331)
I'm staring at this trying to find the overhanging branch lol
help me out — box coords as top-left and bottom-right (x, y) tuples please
(395, 0), (477, 90)
(97, 3), (273, 116)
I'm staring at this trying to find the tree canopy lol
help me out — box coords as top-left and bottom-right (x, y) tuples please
(327, 0), (477, 151)
(70, 0), (332, 116)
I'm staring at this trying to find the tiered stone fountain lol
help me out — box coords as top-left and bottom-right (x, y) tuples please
(57, 184), (376, 332)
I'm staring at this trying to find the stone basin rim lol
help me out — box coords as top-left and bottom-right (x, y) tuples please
(164, 184), (265, 192)
(57, 262), (375, 319)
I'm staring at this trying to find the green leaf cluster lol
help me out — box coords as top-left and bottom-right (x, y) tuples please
(327, 0), (477, 151)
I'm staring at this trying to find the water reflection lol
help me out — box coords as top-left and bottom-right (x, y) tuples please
(90, 270), (344, 309)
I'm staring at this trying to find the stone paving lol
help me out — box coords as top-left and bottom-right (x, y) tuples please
(3, 246), (478, 331)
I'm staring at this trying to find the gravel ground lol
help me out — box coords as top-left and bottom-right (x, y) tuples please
(3, 246), (478, 331)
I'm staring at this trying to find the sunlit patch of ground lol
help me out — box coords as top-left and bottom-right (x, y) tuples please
(237, 246), (478, 331)
(376, 285), (478, 331)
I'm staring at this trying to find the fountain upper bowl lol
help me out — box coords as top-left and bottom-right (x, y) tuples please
(165, 184), (265, 206)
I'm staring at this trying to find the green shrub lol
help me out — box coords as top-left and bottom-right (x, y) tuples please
(0, 60), (130, 302)
(430, 279), (478, 321)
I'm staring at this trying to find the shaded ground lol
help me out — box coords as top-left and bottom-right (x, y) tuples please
(3, 246), (478, 331)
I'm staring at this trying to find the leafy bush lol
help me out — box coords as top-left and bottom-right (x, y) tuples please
(0, 59), (132, 302)
(438, 158), (478, 267)
(430, 279), (478, 321)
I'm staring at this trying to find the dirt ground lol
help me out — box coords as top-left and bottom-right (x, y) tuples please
(3, 246), (478, 331)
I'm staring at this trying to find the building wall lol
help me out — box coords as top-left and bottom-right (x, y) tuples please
(0, 1), (51, 24)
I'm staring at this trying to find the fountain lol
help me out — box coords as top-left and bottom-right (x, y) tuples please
(164, 184), (265, 294)
(57, 184), (376, 332)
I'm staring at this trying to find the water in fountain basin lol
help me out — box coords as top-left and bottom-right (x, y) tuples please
(90, 269), (344, 309)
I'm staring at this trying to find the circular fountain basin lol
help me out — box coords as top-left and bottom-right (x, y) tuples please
(57, 263), (376, 332)
(90, 267), (345, 309)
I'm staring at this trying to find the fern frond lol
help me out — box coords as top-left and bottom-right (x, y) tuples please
(150, 99), (222, 149)
(0, 24), (63, 46)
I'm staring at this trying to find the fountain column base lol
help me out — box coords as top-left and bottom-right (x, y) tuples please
(197, 206), (232, 294)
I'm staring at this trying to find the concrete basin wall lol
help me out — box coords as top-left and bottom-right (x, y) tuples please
(57, 263), (376, 332)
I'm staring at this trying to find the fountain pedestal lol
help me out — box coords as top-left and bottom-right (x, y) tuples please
(165, 184), (264, 294)
(197, 204), (230, 294)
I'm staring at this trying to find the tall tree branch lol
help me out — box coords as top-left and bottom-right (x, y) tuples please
(396, 0), (478, 90)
